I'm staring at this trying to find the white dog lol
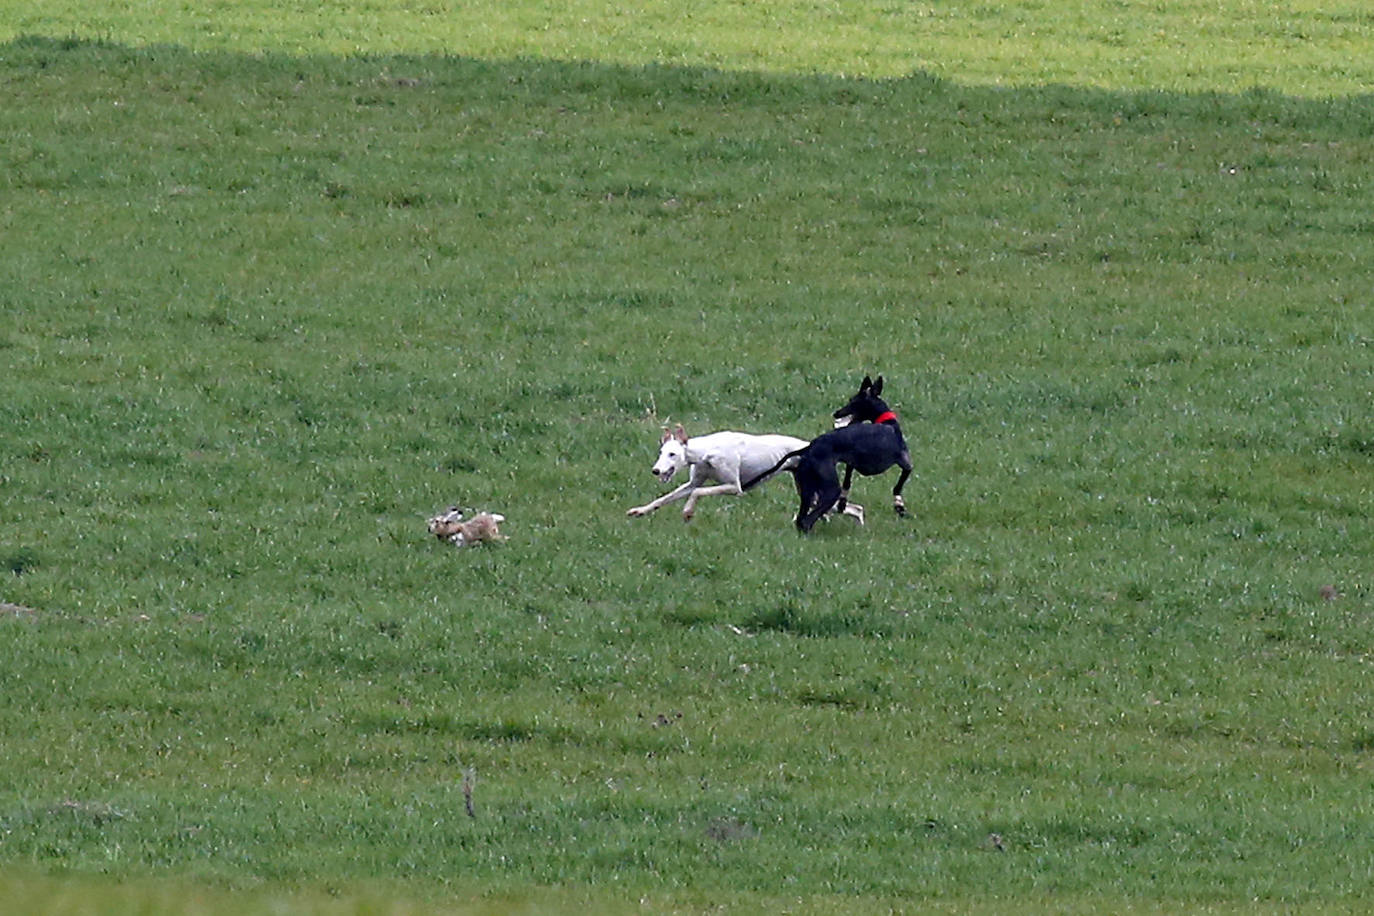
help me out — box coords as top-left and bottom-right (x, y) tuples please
(627, 424), (864, 523)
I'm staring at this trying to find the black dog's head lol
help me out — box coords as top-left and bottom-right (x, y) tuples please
(832, 375), (892, 428)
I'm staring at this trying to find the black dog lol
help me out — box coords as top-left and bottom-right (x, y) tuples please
(744, 376), (912, 532)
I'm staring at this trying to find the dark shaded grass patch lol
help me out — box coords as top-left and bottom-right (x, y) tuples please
(5, 549), (41, 576)
(744, 602), (866, 638)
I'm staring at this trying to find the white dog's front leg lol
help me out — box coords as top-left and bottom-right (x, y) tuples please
(627, 480), (696, 517)
(681, 477), (743, 519)
(631, 465), (716, 518)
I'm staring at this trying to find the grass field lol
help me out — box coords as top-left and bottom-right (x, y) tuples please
(3, 2), (1373, 912)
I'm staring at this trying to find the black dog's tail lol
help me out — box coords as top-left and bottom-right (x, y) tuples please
(741, 446), (809, 492)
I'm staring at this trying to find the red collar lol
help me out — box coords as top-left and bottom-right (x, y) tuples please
(874, 410), (898, 425)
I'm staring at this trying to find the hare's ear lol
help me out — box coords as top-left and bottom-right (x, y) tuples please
(673, 424), (688, 443)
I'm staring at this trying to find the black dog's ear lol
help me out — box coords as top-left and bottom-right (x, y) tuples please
(860, 374), (873, 391)
(873, 375), (883, 395)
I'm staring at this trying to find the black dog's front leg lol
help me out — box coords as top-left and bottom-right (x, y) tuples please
(891, 461), (912, 517)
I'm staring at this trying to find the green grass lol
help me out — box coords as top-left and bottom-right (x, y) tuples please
(3, 0), (1372, 94)
(2, 2), (1374, 912)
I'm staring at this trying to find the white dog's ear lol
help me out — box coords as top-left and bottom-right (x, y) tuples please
(660, 424), (673, 443)
(673, 424), (688, 443)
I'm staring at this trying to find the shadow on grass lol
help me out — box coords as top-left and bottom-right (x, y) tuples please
(6, 31), (1372, 140)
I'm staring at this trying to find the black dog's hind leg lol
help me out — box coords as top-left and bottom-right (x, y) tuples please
(836, 464), (856, 513)
(792, 467), (816, 529)
(797, 467), (843, 533)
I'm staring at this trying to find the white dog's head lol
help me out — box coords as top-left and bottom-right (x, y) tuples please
(650, 424), (690, 483)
